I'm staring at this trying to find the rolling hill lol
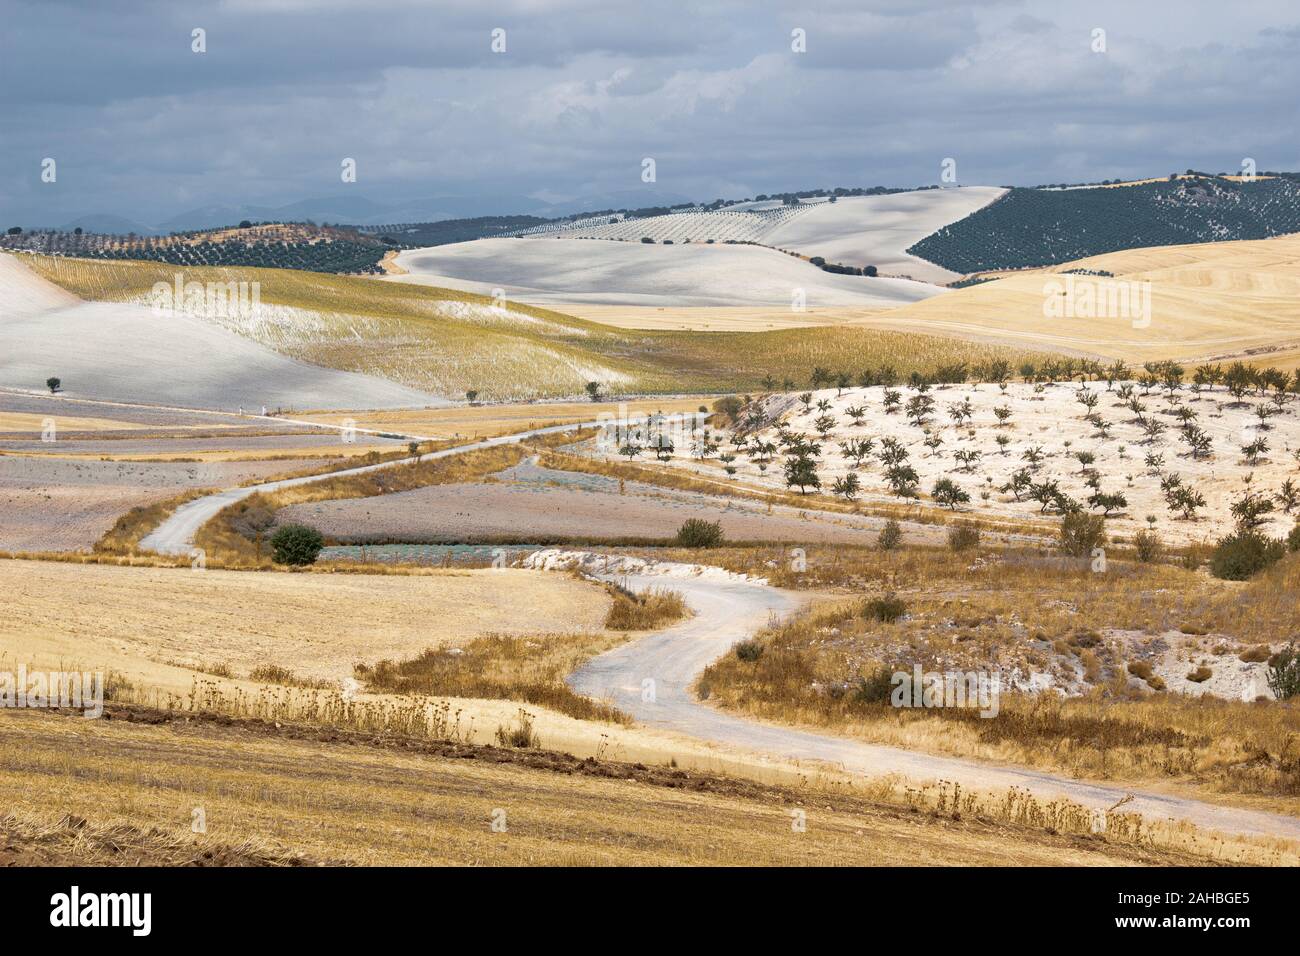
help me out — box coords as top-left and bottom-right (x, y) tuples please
(390, 237), (942, 309)
(857, 233), (1300, 370)
(0, 254), (444, 411)
(16, 254), (1051, 402)
(909, 176), (1300, 273)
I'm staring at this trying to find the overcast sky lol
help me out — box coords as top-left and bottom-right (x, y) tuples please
(4, 0), (1299, 226)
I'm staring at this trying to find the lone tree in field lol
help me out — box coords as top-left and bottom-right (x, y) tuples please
(46, 377), (60, 393)
(270, 523), (324, 566)
(585, 381), (602, 402)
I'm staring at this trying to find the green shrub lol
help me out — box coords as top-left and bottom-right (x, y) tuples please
(861, 593), (906, 622)
(877, 519), (902, 551)
(1059, 512), (1106, 557)
(947, 521), (980, 552)
(1209, 531), (1286, 580)
(1133, 529), (1163, 563)
(1288, 522), (1300, 553)
(853, 667), (896, 704)
(674, 518), (724, 549)
(1267, 644), (1300, 699)
(734, 640), (763, 662)
(270, 523), (324, 566)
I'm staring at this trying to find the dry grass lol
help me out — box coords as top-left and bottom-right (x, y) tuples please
(0, 559), (609, 691)
(358, 631), (632, 725)
(0, 809), (334, 866)
(2, 704), (1282, 865)
(696, 546), (1300, 803)
(603, 585), (689, 630)
(94, 487), (218, 555)
(0, 411), (148, 433)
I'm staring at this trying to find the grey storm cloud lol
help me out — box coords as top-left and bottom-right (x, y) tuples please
(2, 0), (1299, 227)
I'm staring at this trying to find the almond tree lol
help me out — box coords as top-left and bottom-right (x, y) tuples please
(931, 477), (969, 510)
(831, 473), (860, 501)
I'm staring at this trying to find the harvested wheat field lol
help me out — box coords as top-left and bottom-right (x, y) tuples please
(299, 396), (716, 440)
(868, 234), (1300, 367)
(0, 707), (1209, 867)
(0, 559), (609, 687)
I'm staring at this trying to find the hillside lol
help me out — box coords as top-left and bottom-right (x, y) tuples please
(19, 254), (1051, 402)
(391, 237), (942, 309)
(909, 176), (1300, 274)
(500, 187), (1003, 285)
(0, 222), (390, 275)
(0, 254), (444, 410)
(865, 234), (1300, 370)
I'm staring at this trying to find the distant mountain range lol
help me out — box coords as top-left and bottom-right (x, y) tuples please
(47, 188), (695, 236)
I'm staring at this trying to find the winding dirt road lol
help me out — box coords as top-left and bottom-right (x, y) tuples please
(135, 417), (1300, 844)
(569, 571), (1300, 843)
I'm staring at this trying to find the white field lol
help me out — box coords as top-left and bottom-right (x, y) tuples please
(650, 381), (1300, 545)
(762, 188), (1007, 284)
(0, 254), (443, 412)
(520, 204), (811, 243)
(391, 238), (943, 310)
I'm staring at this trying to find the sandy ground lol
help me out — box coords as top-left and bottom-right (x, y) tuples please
(0, 455), (329, 551)
(565, 560), (1300, 842)
(390, 238), (944, 309)
(0, 253), (445, 411)
(650, 381), (1300, 544)
(762, 188), (1007, 284)
(0, 559), (608, 685)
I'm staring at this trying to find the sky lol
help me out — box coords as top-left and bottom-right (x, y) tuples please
(3, 0), (1300, 227)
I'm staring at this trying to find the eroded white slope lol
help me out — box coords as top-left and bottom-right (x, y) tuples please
(392, 238), (943, 309)
(762, 187), (1007, 284)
